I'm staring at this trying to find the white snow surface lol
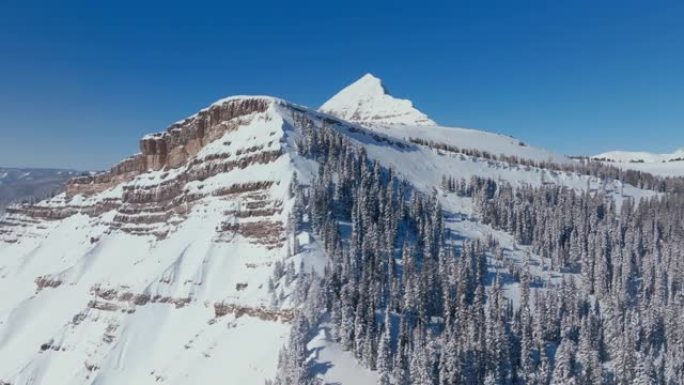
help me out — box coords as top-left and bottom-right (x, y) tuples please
(370, 123), (570, 164)
(308, 324), (377, 385)
(320, 73), (436, 126)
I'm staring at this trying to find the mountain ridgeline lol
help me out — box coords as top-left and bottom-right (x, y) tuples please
(0, 74), (683, 385)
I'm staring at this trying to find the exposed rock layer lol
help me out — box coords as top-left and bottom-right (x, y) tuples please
(67, 98), (270, 197)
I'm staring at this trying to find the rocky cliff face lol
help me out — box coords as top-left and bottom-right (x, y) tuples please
(0, 98), (290, 241)
(66, 98), (270, 198)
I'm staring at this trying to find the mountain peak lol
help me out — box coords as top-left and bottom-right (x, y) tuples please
(346, 73), (387, 96)
(320, 73), (436, 127)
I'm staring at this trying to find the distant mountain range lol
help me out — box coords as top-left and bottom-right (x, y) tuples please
(591, 148), (684, 176)
(0, 168), (82, 212)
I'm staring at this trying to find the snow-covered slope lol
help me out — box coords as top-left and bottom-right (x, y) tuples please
(0, 76), (669, 385)
(593, 148), (684, 176)
(0, 98), (314, 385)
(321, 74), (569, 165)
(369, 123), (570, 165)
(320, 73), (436, 126)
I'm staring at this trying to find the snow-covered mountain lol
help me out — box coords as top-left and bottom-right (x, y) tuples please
(594, 148), (684, 163)
(0, 168), (81, 213)
(0, 97), (303, 385)
(592, 148), (684, 176)
(320, 73), (436, 126)
(0, 75), (681, 385)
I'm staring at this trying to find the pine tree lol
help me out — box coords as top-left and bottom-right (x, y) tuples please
(551, 335), (577, 385)
(377, 309), (392, 376)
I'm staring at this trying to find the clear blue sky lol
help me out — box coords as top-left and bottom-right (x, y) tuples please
(1, 0), (683, 169)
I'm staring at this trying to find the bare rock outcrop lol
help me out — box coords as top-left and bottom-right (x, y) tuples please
(66, 98), (270, 197)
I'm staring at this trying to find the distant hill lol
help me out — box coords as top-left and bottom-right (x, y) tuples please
(0, 168), (81, 212)
(592, 148), (684, 176)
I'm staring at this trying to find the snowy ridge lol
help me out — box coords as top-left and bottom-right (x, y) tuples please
(594, 148), (684, 163)
(592, 147), (684, 176)
(320, 73), (436, 126)
(368, 123), (570, 165)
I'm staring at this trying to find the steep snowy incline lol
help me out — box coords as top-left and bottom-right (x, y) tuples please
(592, 147), (684, 176)
(319, 73), (436, 126)
(0, 97), (328, 385)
